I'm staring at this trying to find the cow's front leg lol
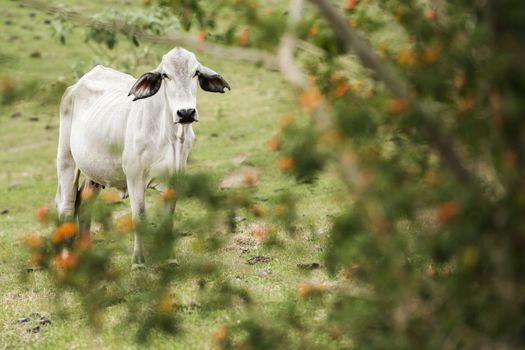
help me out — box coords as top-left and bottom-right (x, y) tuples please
(127, 178), (146, 270)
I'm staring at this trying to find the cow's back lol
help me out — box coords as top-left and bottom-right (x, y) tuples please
(70, 65), (134, 109)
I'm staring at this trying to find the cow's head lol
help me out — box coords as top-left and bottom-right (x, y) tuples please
(128, 47), (230, 124)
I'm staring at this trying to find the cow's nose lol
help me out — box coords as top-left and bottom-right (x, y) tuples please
(177, 108), (196, 124)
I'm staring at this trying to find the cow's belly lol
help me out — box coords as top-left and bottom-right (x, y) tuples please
(71, 138), (127, 188)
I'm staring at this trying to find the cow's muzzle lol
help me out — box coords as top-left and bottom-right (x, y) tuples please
(176, 108), (196, 124)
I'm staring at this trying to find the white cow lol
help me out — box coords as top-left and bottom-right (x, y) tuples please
(55, 47), (230, 268)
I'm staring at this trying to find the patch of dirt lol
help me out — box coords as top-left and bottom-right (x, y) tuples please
(246, 255), (270, 265)
(297, 262), (321, 270)
(15, 312), (51, 334)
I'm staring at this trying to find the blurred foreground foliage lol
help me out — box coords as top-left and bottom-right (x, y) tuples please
(18, 0), (525, 348)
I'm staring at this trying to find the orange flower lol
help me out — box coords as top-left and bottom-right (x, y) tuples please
(436, 201), (459, 224)
(250, 204), (266, 217)
(53, 250), (77, 269)
(307, 25), (319, 36)
(53, 222), (77, 243)
(279, 113), (295, 130)
(101, 191), (120, 203)
(76, 232), (92, 251)
(266, 137), (281, 152)
(239, 29), (249, 47)
(422, 46), (440, 64)
(243, 171), (258, 186)
(344, 0), (359, 11)
(81, 187), (94, 200)
(30, 252), (42, 267)
(116, 214), (134, 234)
(424, 9), (437, 22)
(21, 233), (42, 248)
(214, 326), (228, 344)
(254, 226), (266, 241)
(299, 86), (323, 111)
(397, 48), (417, 66)
(457, 94), (476, 113)
(161, 188), (176, 202)
(279, 156), (295, 172)
(273, 203), (288, 216)
(335, 81), (349, 97)
(298, 282), (312, 297)
(387, 98), (409, 114)
(298, 282), (327, 298)
(197, 31), (206, 43)
(35, 205), (49, 224)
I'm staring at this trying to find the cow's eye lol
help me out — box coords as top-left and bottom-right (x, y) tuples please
(162, 73), (169, 79)
(193, 70), (200, 78)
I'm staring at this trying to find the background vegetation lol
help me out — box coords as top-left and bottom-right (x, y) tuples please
(1, 0), (524, 349)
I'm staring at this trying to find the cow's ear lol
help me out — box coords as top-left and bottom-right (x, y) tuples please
(198, 65), (231, 93)
(128, 72), (163, 101)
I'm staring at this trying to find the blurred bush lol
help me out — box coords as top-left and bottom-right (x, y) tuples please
(19, 0), (525, 348)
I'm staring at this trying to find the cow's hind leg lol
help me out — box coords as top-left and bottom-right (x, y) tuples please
(55, 154), (80, 222)
(55, 86), (80, 222)
(77, 179), (102, 235)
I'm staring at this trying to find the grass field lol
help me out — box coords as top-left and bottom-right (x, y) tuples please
(0, 1), (345, 348)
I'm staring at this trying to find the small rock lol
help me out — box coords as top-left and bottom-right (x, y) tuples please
(27, 326), (40, 333)
(232, 153), (249, 167)
(259, 267), (272, 276)
(0, 209), (8, 215)
(297, 262), (321, 270)
(246, 255), (270, 265)
(10, 112), (21, 119)
(26, 265), (42, 272)
(39, 316), (51, 325)
(239, 247), (250, 255)
(16, 317), (30, 324)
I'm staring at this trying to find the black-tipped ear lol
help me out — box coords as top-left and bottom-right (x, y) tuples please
(128, 72), (163, 101)
(198, 66), (231, 93)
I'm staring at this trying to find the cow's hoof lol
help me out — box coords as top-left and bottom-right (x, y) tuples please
(131, 263), (146, 271)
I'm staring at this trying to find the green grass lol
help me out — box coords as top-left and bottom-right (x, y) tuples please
(0, 1), (344, 348)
